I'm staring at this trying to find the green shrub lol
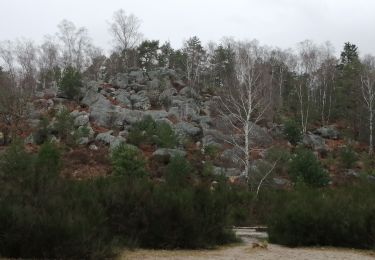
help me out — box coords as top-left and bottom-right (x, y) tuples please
(154, 121), (178, 148)
(340, 145), (357, 169)
(111, 144), (147, 177)
(165, 155), (192, 187)
(128, 116), (177, 148)
(283, 119), (302, 145)
(0, 142), (111, 259)
(58, 66), (82, 100)
(33, 116), (50, 145)
(288, 148), (329, 187)
(0, 141), (237, 258)
(361, 152), (375, 175)
(204, 144), (220, 160)
(265, 146), (291, 174)
(54, 108), (74, 142)
(267, 183), (375, 249)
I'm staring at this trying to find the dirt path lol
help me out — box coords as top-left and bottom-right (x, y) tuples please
(119, 228), (375, 260)
(120, 244), (375, 260)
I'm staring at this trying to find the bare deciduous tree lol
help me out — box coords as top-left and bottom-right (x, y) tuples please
(360, 55), (375, 154)
(57, 20), (92, 71)
(15, 39), (38, 91)
(109, 9), (142, 52)
(0, 40), (16, 81)
(216, 40), (271, 188)
(0, 69), (31, 137)
(38, 36), (60, 89)
(292, 40), (320, 133)
(316, 42), (337, 125)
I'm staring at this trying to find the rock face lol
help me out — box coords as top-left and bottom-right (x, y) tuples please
(248, 122), (273, 147)
(314, 126), (340, 140)
(74, 114), (90, 127)
(221, 147), (243, 167)
(152, 148), (187, 163)
(95, 130), (125, 150)
(130, 91), (151, 110)
(115, 90), (131, 107)
(175, 122), (202, 139)
(303, 133), (328, 153)
(34, 68), (278, 179)
(212, 166), (241, 177)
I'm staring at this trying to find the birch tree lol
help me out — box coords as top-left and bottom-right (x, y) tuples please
(316, 42), (337, 125)
(57, 20), (92, 72)
(216, 40), (270, 188)
(360, 55), (375, 154)
(109, 9), (142, 52)
(15, 39), (38, 91)
(38, 36), (60, 89)
(0, 40), (16, 81)
(293, 40), (320, 133)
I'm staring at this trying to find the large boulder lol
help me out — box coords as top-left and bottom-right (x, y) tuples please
(159, 88), (177, 104)
(303, 133), (328, 153)
(112, 73), (128, 89)
(202, 134), (222, 149)
(130, 91), (151, 110)
(95, 130), (125, 150)
(152, 148), (187, 163)
(144, 110), (168, 120)
(314, 126), (340, 140)
(96, 130), (115, 144)
(81, 89), (102, 106)
(175, 122), (202, 139)
(179, 87), (199, 99)
(89, 98), (114, 127)
(116, 108), (145, 125)
(220, 147), (243, 167)
(248, 122), (273, 147)
(74, 114), (90, 127)
(147, 78), (160, 89)
(115, 90), (131, 107)
(212, 166), (241, 177)
(129, 70), (146, 83)
(168, 99), (200, 121)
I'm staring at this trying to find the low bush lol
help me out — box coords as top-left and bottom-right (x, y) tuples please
(54, 108), (75, 142)
(283, 119), (302, 145)
(111, 143), (147, 177)
(0, 142), (111, 259)
(128, 116), (177, 148)
(267, 183), (375, 249)
(339, 145), (357, 169)
(288, 148), (329, 187)
(0, 141), (236, 258)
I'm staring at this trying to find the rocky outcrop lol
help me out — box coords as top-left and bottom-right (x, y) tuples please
(130, 91), (151, 110)
(314, 126), (340, 140)
(175, 121), (202, 139)
(152, 148), (187, 163)
(95, 130), (126, 150)
(212, 166), (242, 177)
(303, 133), (328, 153)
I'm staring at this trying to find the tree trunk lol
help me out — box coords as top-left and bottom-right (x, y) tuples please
(370, 109), (373, 154)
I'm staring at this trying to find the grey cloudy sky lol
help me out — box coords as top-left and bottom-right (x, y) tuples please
(1, 0), (374, 55)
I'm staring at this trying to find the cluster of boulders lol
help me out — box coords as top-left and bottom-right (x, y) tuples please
(303, 125), (340, 154)
(21, 68), (280, 182)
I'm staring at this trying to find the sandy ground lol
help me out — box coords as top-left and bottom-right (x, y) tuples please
(120, 228), (375, 260)
(120, 243), (375, 260)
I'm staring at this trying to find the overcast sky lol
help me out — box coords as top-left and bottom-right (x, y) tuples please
(1, 0), (374, 55)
